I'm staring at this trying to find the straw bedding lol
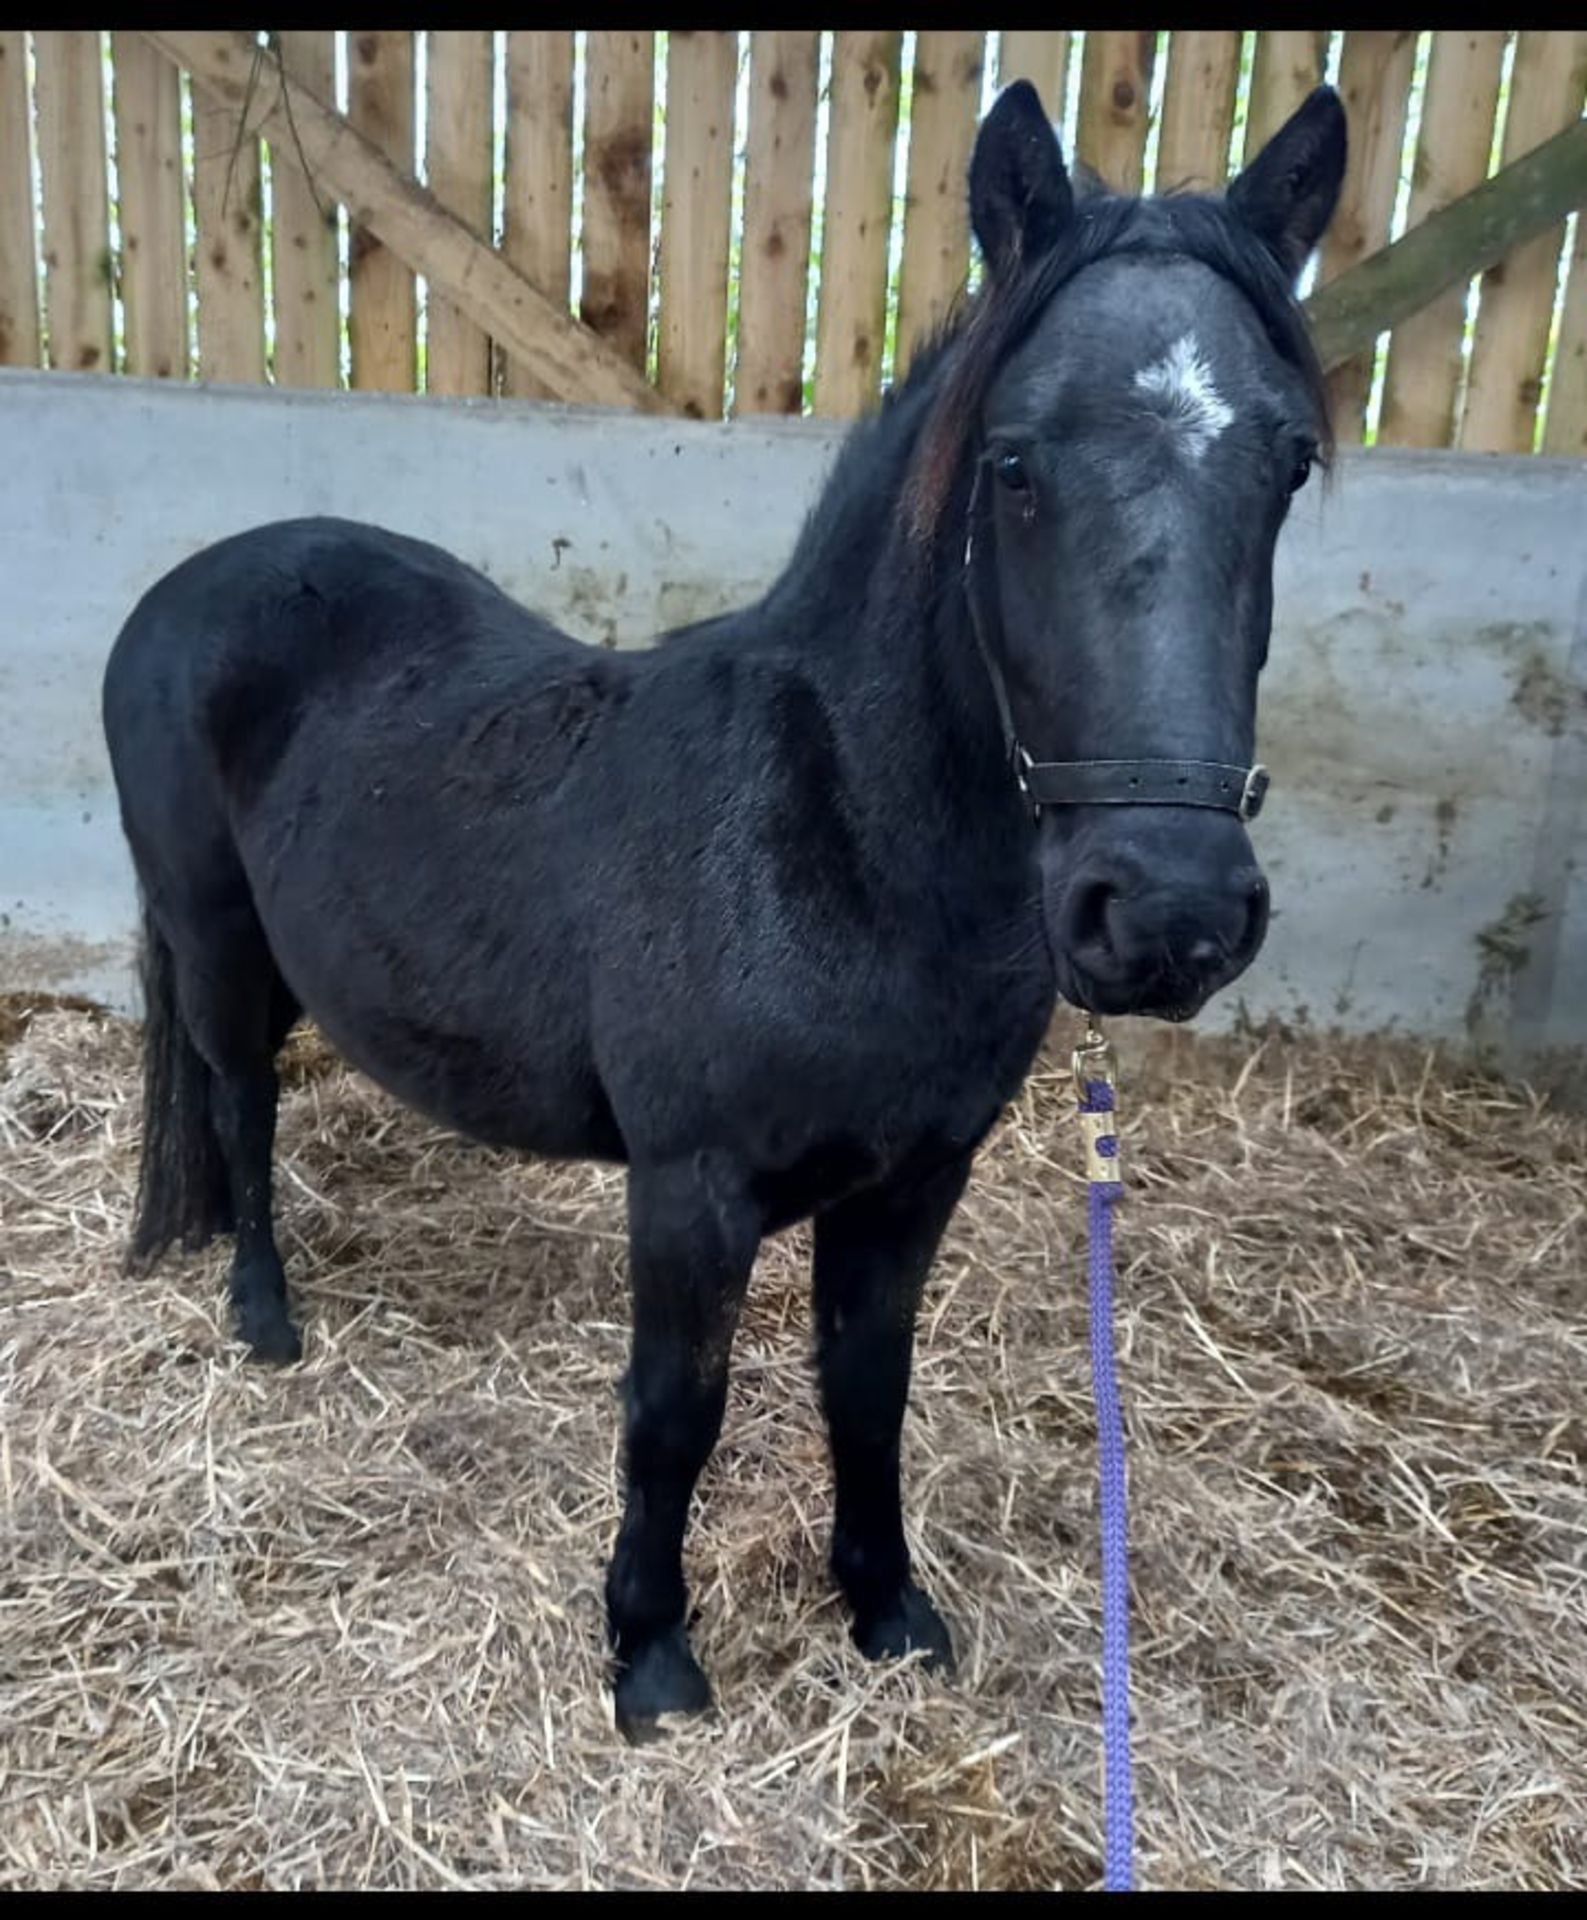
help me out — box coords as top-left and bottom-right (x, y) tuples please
(2, 998), (1583, 1889)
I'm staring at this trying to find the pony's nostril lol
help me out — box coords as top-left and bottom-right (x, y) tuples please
(1186, 936), (1225, 974)
(1243, 872), (1270, 946)
(1068, 879), (1119, 961)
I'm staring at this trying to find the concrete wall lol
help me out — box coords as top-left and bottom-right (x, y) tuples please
(3, 369), (1585, 1093)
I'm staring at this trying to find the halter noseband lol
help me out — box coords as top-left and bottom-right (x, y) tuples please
(962, 457), (1269, 826)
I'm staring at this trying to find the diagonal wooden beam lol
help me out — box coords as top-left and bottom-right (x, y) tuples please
(1303, 117), (1587, 377)
(142, 28), (669, 412)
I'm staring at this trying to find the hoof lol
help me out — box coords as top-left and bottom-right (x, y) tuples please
(237, 1306), (302, 1365)
(855, 1583), (955, 1672)
(614, 1624), (712, 1744)
(233, 1257), (300, 1365)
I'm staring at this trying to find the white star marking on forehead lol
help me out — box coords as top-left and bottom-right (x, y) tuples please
(1133, 333), (1234, 462)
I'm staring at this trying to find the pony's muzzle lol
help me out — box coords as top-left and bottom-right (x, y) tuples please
(1048, 848), (1270, 1021)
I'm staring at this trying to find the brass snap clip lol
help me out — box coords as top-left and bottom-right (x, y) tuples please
(1071, 1019), (1116, 1103)
(1072, 1020), (1122, 1186)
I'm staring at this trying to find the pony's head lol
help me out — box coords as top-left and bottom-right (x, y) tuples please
(916, 81), (1345, 1021)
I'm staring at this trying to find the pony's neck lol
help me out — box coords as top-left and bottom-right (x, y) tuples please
(760, 339), (1012, 800)
(850, 497), (1019, 830)
(761, 422), (1022, 892)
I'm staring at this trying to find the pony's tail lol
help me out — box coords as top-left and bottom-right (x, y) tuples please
(127, 898), (232, 1270)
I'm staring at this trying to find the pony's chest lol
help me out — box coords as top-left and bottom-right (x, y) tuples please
(916, 955), (1056, 1115)
(834, 905), (1056, 1096)
(810, 934), (1056, 1156)
(742, 973), (1053, 1229)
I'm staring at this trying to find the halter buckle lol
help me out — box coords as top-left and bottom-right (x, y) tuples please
(1237, 763), (1270, 823)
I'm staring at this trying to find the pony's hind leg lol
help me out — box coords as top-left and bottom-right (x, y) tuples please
(128, 895), (234, 1265)
(811, 1150), (972, 1668)
(607, 1153), (761, 1740)
(167, 904), (302, 1364)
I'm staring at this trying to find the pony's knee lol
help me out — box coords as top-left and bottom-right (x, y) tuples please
(620, 1361), (727, 1477)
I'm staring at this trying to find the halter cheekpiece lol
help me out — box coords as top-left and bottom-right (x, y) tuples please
(962, 456), (1270, 827)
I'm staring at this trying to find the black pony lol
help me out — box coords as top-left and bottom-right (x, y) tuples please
(103, 83), (1346, 1738)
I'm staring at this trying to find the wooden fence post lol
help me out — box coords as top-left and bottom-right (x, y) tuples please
(657, 30), (737, 419)
(812, 30), (901, 417)
(1157, 31), (1241, 193)
(348, 30), (416, 391)
(1242, 30), (1327, 164)
(503, 30), (574, 400)
(110, 35), (187, 380)
(0, 32), (42, 367)
(426, 30), (495, 396)
(1460, 30), (1587, 452)
(1076, 30), (1155, 194)
(582, 32), (654, 373)
(191, 59), (265, 385)
(34, 31), (113, 373)
(735, 30), (818, 415)
(1542, 214), (1587, 456)
(1316, 31), (1418, 439)
(1379, 30), (1507, 447)
(896, 31), (983, 373)
(270, 31), (340, 389)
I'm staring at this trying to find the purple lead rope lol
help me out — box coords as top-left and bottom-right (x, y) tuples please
(1080, 1073), (1133, 1893)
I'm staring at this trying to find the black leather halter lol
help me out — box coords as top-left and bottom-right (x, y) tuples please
(962, 457), (1270, 826)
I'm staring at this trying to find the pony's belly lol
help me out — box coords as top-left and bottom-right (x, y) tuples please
(254, 910), (620, 1159)
(306, 994), (624, 1160)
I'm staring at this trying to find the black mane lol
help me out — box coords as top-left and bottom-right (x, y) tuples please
(755, 321), (964, 634)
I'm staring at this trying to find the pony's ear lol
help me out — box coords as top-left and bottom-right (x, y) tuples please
(969, 80), (1075, 279)
(1226, 85), (1348, 280)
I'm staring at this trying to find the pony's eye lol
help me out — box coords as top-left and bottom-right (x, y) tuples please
(994, 450), (1030, 494)
(1289, 451), (1315, 494)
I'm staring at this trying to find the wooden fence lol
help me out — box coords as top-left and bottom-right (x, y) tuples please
(1, 30), (1585, 452)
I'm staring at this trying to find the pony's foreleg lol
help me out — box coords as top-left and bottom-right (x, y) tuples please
(607, 1153), (760, 1740)
(811, 1150), (972, 1668)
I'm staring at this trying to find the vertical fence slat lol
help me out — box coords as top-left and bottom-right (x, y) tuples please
(425, 30), (494, 396)
(813, 31), (902, 417)
(34, 31), (112, 373)
(734, 30), (818, 416)
(1156, 31), (1241, 192)
(1242, 31), (1328, 162)
(1460, 31), (1587, 453)
(348, 30), (416, 392)
(896, 31), (983, 372)
(503, 30), (573, 400)
(1542, 213), (1587, 456)
(191, 66), (265, 385)
(657, 31), (737, 419)
(582, 31), (654, 373)
(998, 30), (1069, 123)
(1378, 30), (1507, 449)
(0, 31), (40, 367)
(111, 35), (187, 380)
(1076, 31), (1155, 194)
(269, 30), (339, 390)
(1316, 31), (1417, 440)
